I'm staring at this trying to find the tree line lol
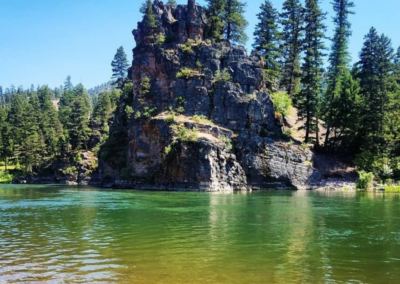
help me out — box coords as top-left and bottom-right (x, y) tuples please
(250, 0), (400, 180)
(0, 77), (121, 174)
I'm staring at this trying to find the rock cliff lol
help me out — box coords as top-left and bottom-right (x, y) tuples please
(99, 0), (321, 192)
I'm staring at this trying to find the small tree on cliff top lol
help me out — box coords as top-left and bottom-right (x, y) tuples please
(140, 0), (157, 32)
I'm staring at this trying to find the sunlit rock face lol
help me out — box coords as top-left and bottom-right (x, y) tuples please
(99, 0), (321, 191)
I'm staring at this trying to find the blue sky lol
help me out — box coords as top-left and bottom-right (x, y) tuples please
(0, 0), (399, 90)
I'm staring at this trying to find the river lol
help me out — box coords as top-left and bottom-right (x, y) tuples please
(0, 185), (400, 283)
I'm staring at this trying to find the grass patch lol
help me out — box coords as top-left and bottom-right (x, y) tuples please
(383, 186), (400, 192)
(0, 165), (16, 171)
(192, 115), (214, 125)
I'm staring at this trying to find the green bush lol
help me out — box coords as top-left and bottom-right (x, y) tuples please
(356, 171), (374, 191)
(214, 68), (231, 82)
(174, 125), (198, 142)
(301, 143), (309, 149)
(134, 111), (141, 119)
(125, 105), (134, 119)
(143, 106), (157, 118)
(176, 106), (185, 114)
(386, 178), (394, 185)
(355, 152), (396, 180)
(62, 166), (78, 176)
(283, 127), (292, 137)
(272, 91), (292, 117)
(164, 144), (172, 156)
(219, 135), (233, 151)
(140, 77), (151, 96)
(180, 40), (195, 53)
(176, 96), (185, 105)
(182, 45), (193, 53)
(186, 38), (195, 45)
(382, 164), (393, 181)
(0, 170), (13, 183)
(246, 94), (256, 101)
(166, 112), (176, 124)
(195, 35), (201, 45)
(176, 68), (198, 79)
(155, 33), (165, 45)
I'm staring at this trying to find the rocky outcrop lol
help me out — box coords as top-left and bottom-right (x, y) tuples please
(99, 0), (321, 192)
(104, 115), (248, 192)
(133, 0), (207, 45)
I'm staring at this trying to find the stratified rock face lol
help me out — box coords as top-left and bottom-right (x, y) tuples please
(100, 0), (321, 191)
(113, 116), (248, 192)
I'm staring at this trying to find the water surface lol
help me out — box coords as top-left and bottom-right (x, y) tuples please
(1, 185), (400, 283)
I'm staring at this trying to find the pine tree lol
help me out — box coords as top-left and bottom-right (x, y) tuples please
(93, 92), (112, 123)
(59, 88), (74, 128)
(111, 46), (129, 88)
(58, 84), (91, 151)
(7, 94), (26, 147)
(64, 76), (73, 91)
(0, 107), (6, 166)
(205, 0), (226, 42)
(68, 84), (92, 150)
(21, 131), (46, 173)
(140, 0), (157, 32)
(37, 86), (64, 156)
(0, 122), (13, 170)
(297, 0), (326, 144)
(394, 46), (400, 84)
(253, 0), (282, 85)
(328, 71), (361, 149)
(222, 0), (248, 45)
(355, 28), (395, 153)
(280, 0), (304, 97)
(323, 0), (355, 149)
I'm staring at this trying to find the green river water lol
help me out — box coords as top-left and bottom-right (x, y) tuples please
(1, 185), (400, 283)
